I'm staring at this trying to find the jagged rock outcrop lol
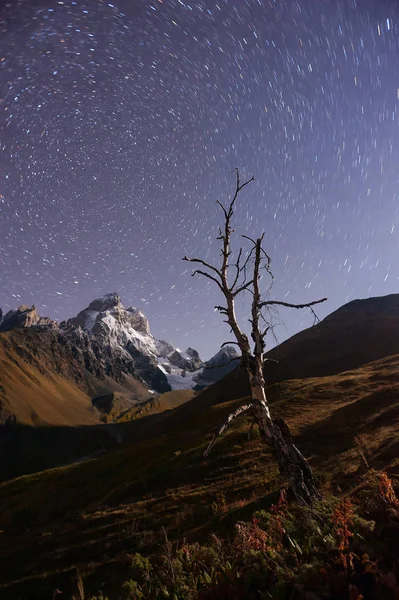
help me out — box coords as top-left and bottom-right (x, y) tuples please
(60, 293), (199, 392)
(126, 342), (170, 393)
(59, 322), (141, 385)
(0, 293), (242, 394)
(0, 305), (57, 332)
(126, 307), (151, 335)
(186, 348), (202, 367)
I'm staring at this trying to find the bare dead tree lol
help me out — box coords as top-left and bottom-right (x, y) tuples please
(183, 169), (327, 504)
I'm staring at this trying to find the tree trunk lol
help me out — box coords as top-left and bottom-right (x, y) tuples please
(246, 356), (320, 504)
(185, 171), (324, 505)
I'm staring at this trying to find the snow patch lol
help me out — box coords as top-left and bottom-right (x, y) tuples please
(83, 310), (100, 331)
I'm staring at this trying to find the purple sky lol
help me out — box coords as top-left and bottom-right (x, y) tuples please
(1, 0), (399, 358)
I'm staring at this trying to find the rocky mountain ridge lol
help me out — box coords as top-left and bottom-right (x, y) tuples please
(0, 293), (239, 394)
(0, 304), (58, 331)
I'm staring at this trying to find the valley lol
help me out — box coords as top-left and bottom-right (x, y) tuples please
(0, 294), (398, 598)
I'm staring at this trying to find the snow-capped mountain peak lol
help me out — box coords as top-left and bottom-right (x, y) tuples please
(126, 307), (151, 335)
(62, 294), (206, 391)
(1, 293), (240, 394)
(87, 292), (122, 312)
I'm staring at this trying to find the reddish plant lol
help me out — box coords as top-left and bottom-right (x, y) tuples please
(267, 489), (288, 552)
(332, 498), (354, 574)
(234, 517), (270, 554)
(378, 472), (399, 511)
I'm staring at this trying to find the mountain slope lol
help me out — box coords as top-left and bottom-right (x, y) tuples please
(0, 294), (239, 421)
(2, 292), (399, 476)
(0, 352), (398, 598)
(0, 327), (151, 426)
(61, 292), (238, 392)
(93, 389), (195, 423)
(0, 328), (97, 426)
(265, 293), (399, 381)
(192, 293), (399, 407)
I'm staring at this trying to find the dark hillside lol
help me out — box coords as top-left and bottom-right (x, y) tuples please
(197, 293), (399, 407)
(0, 353), (398, 598)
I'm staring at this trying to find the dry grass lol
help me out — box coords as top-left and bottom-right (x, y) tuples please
(0, 330), (190, 428)
(0, 353), (399, 597)
(0, 333), (99, 426)
(116, 389), (196, 422)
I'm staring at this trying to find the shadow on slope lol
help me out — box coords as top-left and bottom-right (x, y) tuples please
(0, 354), (399, 598)
(0, 389), (196, 481)
(0, 328), (152, 427)
(0, 422), (122, 481)
(201, 294), (399, 403)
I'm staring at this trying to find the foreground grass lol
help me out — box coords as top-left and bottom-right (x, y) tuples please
(0, 355), (399, 598)
(84, 470), (399, 600)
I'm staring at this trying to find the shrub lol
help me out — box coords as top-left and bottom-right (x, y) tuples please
(75, 471), (399, 599)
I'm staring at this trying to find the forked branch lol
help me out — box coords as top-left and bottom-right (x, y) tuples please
(182, 256), (222, 279)
(184, 170), (254, 297)
(183, 169), (327, 503)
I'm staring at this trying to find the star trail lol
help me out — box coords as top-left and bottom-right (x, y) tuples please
(1, 0), (399, 357)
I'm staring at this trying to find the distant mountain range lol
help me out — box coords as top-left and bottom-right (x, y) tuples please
(2, 292), (399, 481)
(0, 293), (239, 427)
(2, 294), (399, 598)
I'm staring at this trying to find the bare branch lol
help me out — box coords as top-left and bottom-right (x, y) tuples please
(203, 402), (253, 457)
(263, 357), (279, 364)
(216, 200), (228, 220)
(183, 256), (222, 279)
(260, 325), (270, 339)
(241, 234), (257, 246)
(242, 234), (273, 277)
(203, 356), (240, 370)
(231, 247), (243, 290)
(233, 246), (256, 295)
(232, 279), (255, 297)
(214, 305), (228, 314)
(191, 269), (223, 291)
(259, 298), (327, 311)
(260, 251), (273, 276)
(234, 169), (255, 193)
(309, 306), (322, 324)
(220, 341), (241, 348)
(240, 245), (255, 273)
(216, 226), (224, 241)
(223, 171), (255, 229)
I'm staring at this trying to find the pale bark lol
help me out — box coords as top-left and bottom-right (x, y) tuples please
(184, 169), (326, 504)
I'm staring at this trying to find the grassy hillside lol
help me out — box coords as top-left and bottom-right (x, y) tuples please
(0, 332), (98, 426)
(0, 390), (196, 483)
(266, 294), (399, 382)
(115, 389), (196, 422)
(0, 328), (154, 427)
(0, 353), (398, 598)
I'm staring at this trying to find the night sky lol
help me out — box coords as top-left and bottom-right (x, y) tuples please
(1, 0), (399, 358)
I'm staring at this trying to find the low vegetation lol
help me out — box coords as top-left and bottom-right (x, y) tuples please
(86, 470), (399, 600)
(0, 355), (398, 598)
